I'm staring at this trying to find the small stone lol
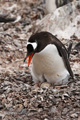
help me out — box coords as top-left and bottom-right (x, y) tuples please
(70, 113), (78, 118)
(77, 81), (80, 85)
(40, 82), (51, 88)
(5, 102), (12, 109)
(50, 106), (57, 114)
(20, 109), (27, 114)
(17, 118), (22, 120)
(54, 118), (61, 120)
(0, 116), (2, 120)
(13, 104), (23, 112)
(78, 116), (80, 120)
(0, 89), (4, 94)
(2, 81), (12, 86)
(17, 104), (23, 112)
(0, 105), (3, 110)
(27, 112), (36, 117)
(62, 93), (69, 100)
(62, 108), (69, 115)
(63, 93), (69, 97)
(44, 118), (49, 120)
(23, 99), (28, 107)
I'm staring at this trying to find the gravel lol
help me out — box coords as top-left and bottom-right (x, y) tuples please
(0, 0), (80, 120)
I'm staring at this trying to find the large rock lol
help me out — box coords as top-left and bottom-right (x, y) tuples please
(34, 1), (80, 40)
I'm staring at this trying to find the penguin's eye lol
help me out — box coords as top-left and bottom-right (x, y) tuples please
(27, 42), (37, 50)
(27, 44), (33, 53)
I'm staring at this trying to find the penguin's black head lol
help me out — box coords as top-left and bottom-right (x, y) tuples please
(24, 39), (38, 66)
(24, 32), (53, 66)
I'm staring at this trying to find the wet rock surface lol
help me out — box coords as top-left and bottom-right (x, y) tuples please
(0, 0), (80, 120)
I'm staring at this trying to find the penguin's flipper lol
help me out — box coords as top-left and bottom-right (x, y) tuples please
(59, 46), (73, 78)
(51, 36), (73, 78)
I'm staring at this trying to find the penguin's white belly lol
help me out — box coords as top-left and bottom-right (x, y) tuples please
(31, 44), (70, 85)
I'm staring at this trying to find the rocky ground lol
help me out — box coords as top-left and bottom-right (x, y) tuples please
(0, 0), (80, 120)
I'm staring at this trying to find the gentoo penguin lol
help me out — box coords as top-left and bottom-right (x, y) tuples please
(24, 32), (73, 85)
(45, 0), (57, 13)
(45, 0), (72, 13)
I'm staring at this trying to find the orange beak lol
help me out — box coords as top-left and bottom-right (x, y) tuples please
(25, 53), (34, 67)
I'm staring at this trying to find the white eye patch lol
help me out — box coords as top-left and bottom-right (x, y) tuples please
(27, 41), (37, 50)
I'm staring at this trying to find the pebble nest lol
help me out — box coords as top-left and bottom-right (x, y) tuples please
(0, 0), (80, 120)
